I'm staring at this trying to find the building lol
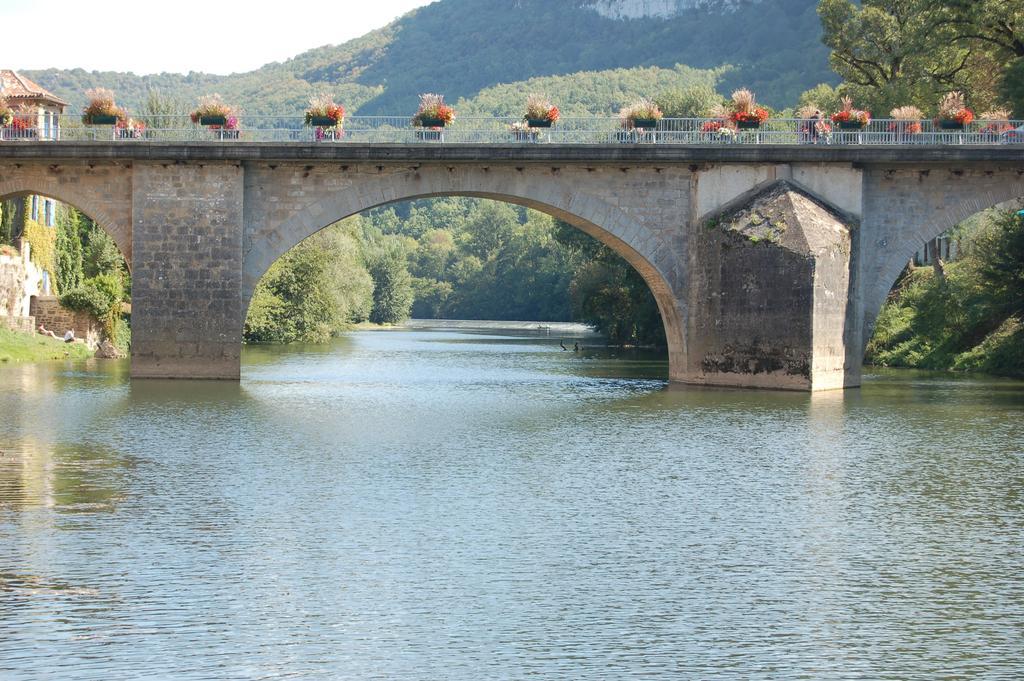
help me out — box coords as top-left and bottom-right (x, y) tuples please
(0, 69), (66, 140)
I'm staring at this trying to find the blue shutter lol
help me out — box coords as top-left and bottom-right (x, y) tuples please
(46, 200), (54, 227)
(31, 196), (38, 221)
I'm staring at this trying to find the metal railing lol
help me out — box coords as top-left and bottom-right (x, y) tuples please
(2, 114), (1023, 145)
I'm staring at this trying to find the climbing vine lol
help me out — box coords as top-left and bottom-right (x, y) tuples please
(22, 198), (56, 291)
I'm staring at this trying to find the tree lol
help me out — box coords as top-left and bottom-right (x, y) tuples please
(975, 210), (1024, 317)
(368, 256), (414, 324)
(936, 0), (1024, 59)
(366, 238), (414, 324)
(54, 207), (83, 294)
(797, 83), (843, 116)
(244, 226), (374, 343)
(1001, 58), (1024, 116)
(655, 83), (721, 118)
(818, 0), (971, 113)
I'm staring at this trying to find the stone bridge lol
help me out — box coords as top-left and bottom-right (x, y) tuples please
(1, 143), (1022, 390)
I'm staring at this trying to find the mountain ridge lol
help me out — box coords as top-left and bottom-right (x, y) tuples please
(22, 0), (833, 116)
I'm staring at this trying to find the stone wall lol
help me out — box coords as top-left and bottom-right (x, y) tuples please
(29, 296), (100, 347)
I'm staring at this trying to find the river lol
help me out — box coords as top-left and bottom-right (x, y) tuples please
(1, 324), (1022, 679)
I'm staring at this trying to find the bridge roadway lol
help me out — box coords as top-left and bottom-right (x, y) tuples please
(2, 142), (1022, 390)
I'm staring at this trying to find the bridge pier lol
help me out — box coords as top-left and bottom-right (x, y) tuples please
(130, 162), (245, 379)
(678, 180), (857, 391)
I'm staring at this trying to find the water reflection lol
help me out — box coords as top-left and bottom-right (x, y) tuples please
(0, 439), (132, 514)
(0, 328), (1022, 679)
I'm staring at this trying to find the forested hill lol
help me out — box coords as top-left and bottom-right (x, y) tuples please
(24, 0), (834, 116)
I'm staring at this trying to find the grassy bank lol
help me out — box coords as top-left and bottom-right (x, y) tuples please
(0, 327), (94, 364)
(867, 262), (1024, 379)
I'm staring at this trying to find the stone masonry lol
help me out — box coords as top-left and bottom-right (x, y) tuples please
(1, 143), (1022, 390)
(130, 162), (244, 378)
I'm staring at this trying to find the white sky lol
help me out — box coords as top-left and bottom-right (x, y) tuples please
(0, 0), (435, 75)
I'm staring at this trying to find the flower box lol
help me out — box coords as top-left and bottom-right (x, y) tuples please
(200, 115), (227, 126)
(526, 118), (553, 128)
(86, 115), (118, 125)
(736, 120), (761, 130)
(632, 118), (658, 130)
(418, 117), (447, 128)
(939, 120), (964, 130)
(838, 121), (865, 130)
(309, 116), (338, 127)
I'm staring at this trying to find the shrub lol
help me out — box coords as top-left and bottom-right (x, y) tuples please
(61, 283), (114, 317)
(60, 273), (124, 339)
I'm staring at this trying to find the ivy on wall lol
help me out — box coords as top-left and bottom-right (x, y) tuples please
(22, 198), (57, 293)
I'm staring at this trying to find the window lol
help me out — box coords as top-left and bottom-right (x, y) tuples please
(45, 200), (54, 227)
(31, 195), (38, 221)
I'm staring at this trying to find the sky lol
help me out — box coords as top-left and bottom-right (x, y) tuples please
(0, 0), (434, 75)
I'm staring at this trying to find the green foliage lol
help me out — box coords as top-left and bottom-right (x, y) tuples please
(819, 0), (1024, 114)
(1000, 58), (1024, 118)
(797, 83), (843, 115)
(0, 200), (14, 245)
(81, 224), (126, 280)
(365, 237), (415, 325)
(867, 210), (1024, 377)
(59, 272), (126, 340)
(458, 64), (724, 117)
(22, 201), (56, 283)
(818, 0), (965, 113)
(244, 227), (373, 343)
(55, 206), (84, 294)
(973, 211), (1024, 317)
(61, 277), (118, 317)
(655, 82), (723, 118)
(553, 221), (665, 346)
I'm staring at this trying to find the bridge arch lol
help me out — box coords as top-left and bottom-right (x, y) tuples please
(0, 172), (133, 266)
(859, 167), (1024, 350)
(242, 165), (688, 376)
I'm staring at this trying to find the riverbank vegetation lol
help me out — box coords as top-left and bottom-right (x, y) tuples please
(867, 210), (1024, 377)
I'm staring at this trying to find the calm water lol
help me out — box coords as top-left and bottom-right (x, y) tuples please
(1, 326), (1023, 680)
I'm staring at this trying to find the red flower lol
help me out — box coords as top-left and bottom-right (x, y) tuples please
(730, 108), (769, 124)
(701, 120), (724, 132)
(546, 105), (560, 123)
(955, 109), (974, 125)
